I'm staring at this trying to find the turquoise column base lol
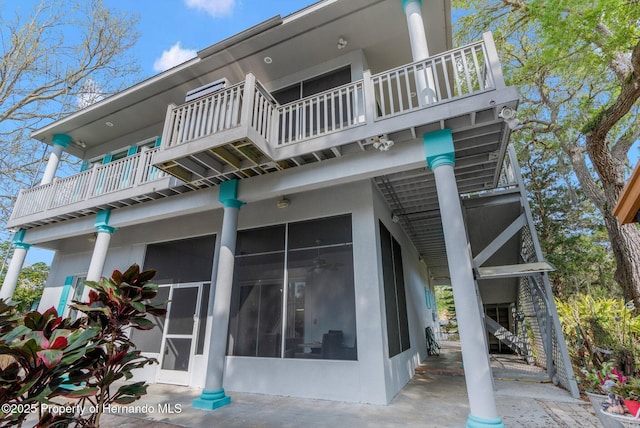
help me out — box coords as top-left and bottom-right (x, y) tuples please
(192, 388), (231, 410)
(466, 414), (505, 428)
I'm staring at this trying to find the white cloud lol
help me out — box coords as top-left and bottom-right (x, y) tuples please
(153, 42), (197, 72)
(184, 0), (235, 17)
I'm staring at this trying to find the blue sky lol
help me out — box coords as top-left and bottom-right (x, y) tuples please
(106, 0), (319, 76)
(6, 0), (318, 265)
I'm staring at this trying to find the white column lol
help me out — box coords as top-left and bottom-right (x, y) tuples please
(206, 205), (238, 388)
(404, 0), (430, 60)
(433, 164), (499, 420)
(403, 0), (436, 105)
(0, 244), (30, 301)
(86, 227), (114, 282)
(41, 134), (72, 186)
(425, 129), (504, 428)
(86, 210), (115, 283)
(194, 179), (244, 411)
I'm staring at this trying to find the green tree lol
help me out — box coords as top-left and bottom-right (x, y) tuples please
(517, 143), (617, 297)
(0, 0), (140, 224)
(436, 285), (457, 333)
(0, 240), (49, 313)
(454, 0), (640, 302)
(11, 262), (49, 313)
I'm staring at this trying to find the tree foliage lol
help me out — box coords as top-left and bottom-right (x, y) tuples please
(0, 0), (140, 225)
(454, 0), (640, 301)
(0, 241), (49, 314)
(557, 295), (639, 376)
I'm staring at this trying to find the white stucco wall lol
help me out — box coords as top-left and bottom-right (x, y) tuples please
(37, 178), (434, 405)
(371, 182), (431, 403)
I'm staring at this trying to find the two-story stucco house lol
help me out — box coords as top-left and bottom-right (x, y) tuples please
(0, 1), (578, 426)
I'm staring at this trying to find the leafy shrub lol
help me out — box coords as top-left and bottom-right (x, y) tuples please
(0, 264), (166, 427)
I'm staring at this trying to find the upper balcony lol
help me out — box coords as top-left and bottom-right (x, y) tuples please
(7, 146), (190, 229)
(154, 33), (517, 189)
(8, 33), (518, 230)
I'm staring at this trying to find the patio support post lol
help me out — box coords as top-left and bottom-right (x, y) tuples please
(86, 210), (115, 282)
(41, 134), (72, 185)
(0, 229), (31, 300)
(194, 179), (244, 411)
(424, 129), (505, 428)
(402, 0), (436, 104)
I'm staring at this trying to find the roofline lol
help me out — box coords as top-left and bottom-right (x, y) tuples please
(31, 56), (201, 142)
(197, 15), (283, 59)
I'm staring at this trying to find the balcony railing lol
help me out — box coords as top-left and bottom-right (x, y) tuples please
(10, 147), (166, 220)
(370, 40), (493, 120)
(161, 33), (502, 151)
(9, 33), (505, 227)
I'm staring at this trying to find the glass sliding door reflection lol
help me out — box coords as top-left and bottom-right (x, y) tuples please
(229, 253), (284, 358)
(227, 216), (357, 361)
(286, 245), (356, 360)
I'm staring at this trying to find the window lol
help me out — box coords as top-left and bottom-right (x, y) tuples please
(380, 222), (410, 357)
(272, 67), (352, 104)
(82, 137), (160, 171)
(272, 67), (354, 144)
(227, 215), (357, 360)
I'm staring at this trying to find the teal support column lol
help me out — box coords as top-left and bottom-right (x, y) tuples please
(194, 179), (245, 411)
(424, 129), (505, 428)
(86, 210), (116, 282)
(0, 229), (32, 300)
(42, 134), (72, 185)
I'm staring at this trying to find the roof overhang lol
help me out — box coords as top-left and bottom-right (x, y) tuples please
(31, 0), (452, 158)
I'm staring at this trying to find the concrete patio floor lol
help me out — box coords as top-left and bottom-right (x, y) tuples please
(99, 342), (601, 427)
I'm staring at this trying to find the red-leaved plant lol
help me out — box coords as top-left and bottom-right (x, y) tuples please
(0, 264), (166, 427)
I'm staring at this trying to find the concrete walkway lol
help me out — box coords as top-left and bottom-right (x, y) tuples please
(100, 342), (601, 427)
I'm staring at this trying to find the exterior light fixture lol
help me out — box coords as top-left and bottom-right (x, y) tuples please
(264, 56), (273, 64)
(105, 121), (114, 127)
(498, 106), (520, 130)
(277, 197), (289, 208)
(372, 135), (394, 152)
(76, 141), (87, 148)
(337, 37), (348, 50)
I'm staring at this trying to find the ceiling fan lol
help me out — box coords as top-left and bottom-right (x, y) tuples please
(307, 241), (343, 273)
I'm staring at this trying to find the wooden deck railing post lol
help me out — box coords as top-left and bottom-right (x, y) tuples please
(240, 73), (256, 128)
(362, 70), (377, 124)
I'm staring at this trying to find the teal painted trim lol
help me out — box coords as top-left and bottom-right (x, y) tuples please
(12, 229), (31, 250)
(12, 229), (26, 244)
(423, 129), (455, 170)
(192, 389), (231, 410)
(57, 276), (74, 315)
(223, 199), (245, 209)
(95, 210), (111, 228)
(127, 146), (137, 156)
(218, 179), (245, 209)
(80, 161), (90, 172)
(102, 154), (112, 164)
(155, 137), (162, 147)
(466, 414), (505, 428)
(52, 134), (72, 148)
(96, 225), (116, 234)
(402, 0), (422, 10)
